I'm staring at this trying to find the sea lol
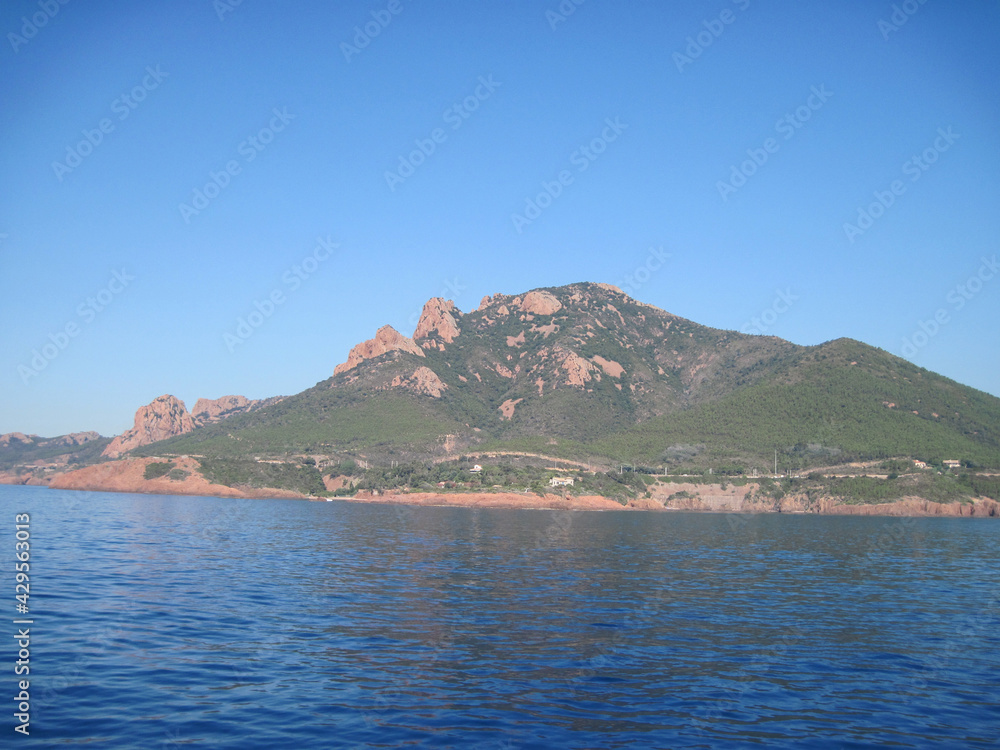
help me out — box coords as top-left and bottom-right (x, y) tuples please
(2, 484), (998, 748)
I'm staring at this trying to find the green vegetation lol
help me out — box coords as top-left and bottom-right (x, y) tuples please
(317, 457), (998, 507)
(591, 343), (1000, 471)
(144, 461), (175, 480)
(666, 489), (697, 503)
(956, 472), (1000, 501)
(137, 391), (463, 460)
(197, 457), (326, 496)
(128, 290), (1000, 481)
(10, 439), (993, 512)
(330, 458), (646, 501)
(745, 470), (998, 506)
(143, 461), (191, 482)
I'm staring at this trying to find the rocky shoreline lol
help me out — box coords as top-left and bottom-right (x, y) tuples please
(41, 456), (306, 500)
(3, 456), (994, 517)
(343, 489), (999, 517)
(0, 457), (1000, 518)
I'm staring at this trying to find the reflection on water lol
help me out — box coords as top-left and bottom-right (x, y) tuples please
(2, 485), (998, 748)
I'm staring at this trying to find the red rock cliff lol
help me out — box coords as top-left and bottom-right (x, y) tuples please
(102, 395), (196, 458)
(191, 395), (260, 425)
(334, 325), (425, 376)
(413, 298), (462, 350)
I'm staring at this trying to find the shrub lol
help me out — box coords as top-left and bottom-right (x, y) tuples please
(144, 461), (174, 480)
(198, 457), (326, 496)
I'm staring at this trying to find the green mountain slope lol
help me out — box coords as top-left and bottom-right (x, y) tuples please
(139, 387), (465, 459)
(594, 339), (1000, 470)
(132, 282), (1000, 473)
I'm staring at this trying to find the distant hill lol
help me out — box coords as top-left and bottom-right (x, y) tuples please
(130, 282), (1000, 474)
(0, 431), (110, 473)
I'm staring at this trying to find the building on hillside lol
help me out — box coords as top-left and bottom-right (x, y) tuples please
(549, 476), (574, 487)
(469, 464), (482, 473)
(943, 459), (961, 469)
(912, 460), (927, 469)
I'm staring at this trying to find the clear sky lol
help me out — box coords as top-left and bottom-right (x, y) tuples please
(1, 0), (998, 437)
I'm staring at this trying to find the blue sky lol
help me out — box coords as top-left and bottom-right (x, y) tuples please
(1, 0), (998, 437)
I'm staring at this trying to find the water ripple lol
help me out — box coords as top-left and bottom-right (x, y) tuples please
(2, 487), (998, 748)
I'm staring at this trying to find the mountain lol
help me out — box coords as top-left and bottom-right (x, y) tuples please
(134, 282), (1000, 473)
(102, 395), (196, 458)
(0, 431), (100, 448)
(4, 282), (999, 509)
(102, 394), (279, 458)
(0, 430), (110, 478)
(192, 395), (276, 425)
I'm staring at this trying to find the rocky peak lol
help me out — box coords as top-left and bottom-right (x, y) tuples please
(51, 431), (101, 447)
(477, 287), (566, 316)
(334, 325), (425, 376)
(390, 366), (449, 398)
(476, 293), (514, 314)
(413, 298), (462, 350)
(593, 283), (625, 296)
(0, 431), (100, 450)
(102, 395), (196, 458)
(519, 290), (563, 316)
(192, 395), (258, 425)
(0, 432), (37, 448)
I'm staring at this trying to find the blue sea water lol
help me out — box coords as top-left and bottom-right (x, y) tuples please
(1, 484), (998, 748)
